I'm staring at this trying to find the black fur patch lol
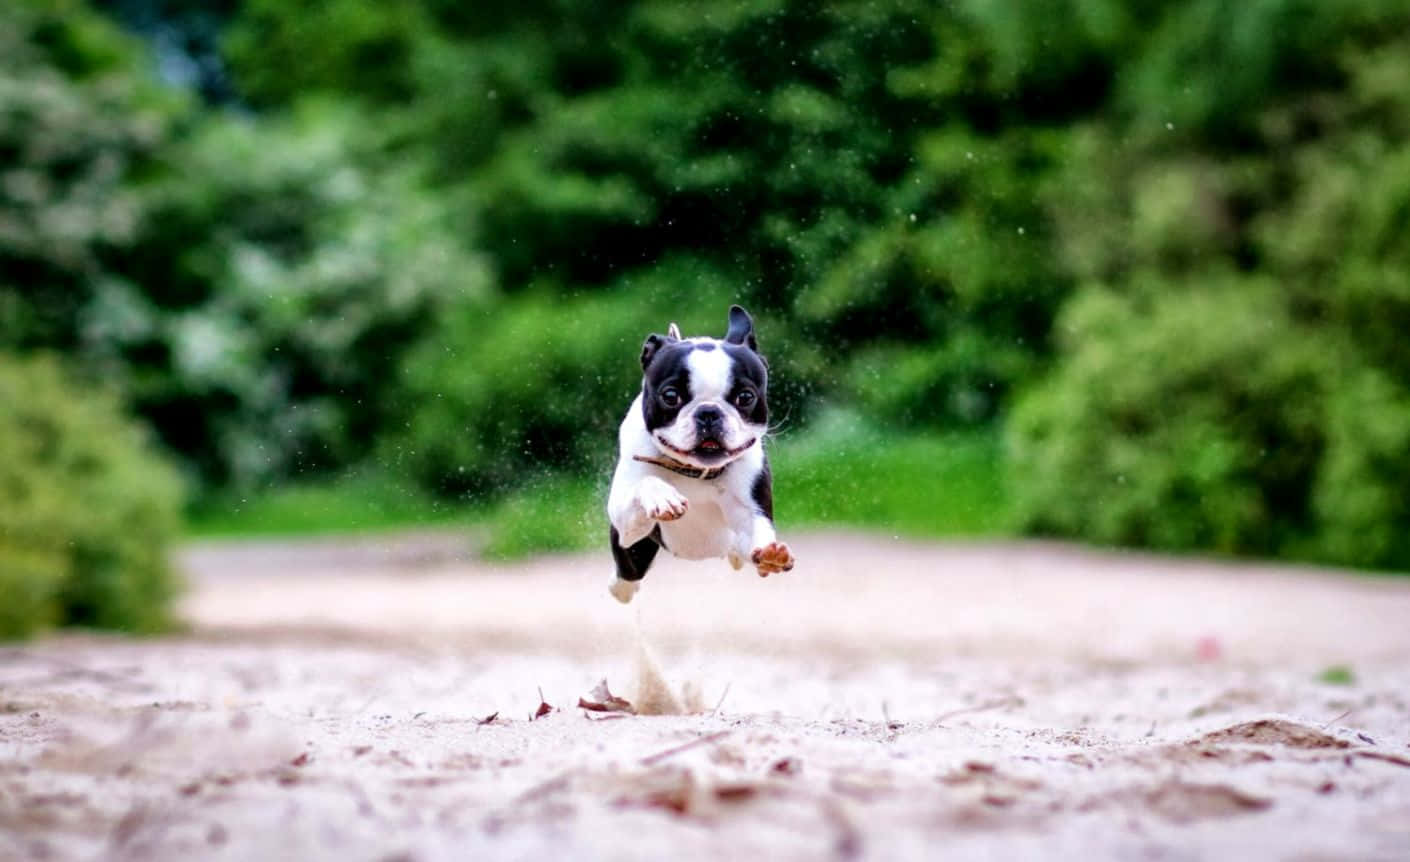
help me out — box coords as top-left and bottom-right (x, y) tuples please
(640, 341), (695, 432)
(610, 524), (662, 582)
(725, 305), (758, 352)
(721, 342), (768, 426)
(751, 456), (774, 520)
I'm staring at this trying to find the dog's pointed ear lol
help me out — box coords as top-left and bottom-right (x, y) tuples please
(641, 331), (676, 370)
(667, 322), (682, 340)
(724, 305), (758, 352)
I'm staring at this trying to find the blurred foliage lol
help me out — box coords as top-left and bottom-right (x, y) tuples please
(4, 0), (1410, 571)
(0, 0), (181, 351)
(773, 410), (1009, 537)
(108, 104), (491, 486)
(1011, 0), (1410, 569)
(1009, 285), (1327, 555)
(0, 354), (183, 639)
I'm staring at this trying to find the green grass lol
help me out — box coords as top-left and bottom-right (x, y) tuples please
(772, 411), (1009, 537)
(479, 473), (605, 559)
(1316, 665), (1356, 686)
(187, 471), (478, 537)
(187, 411), (1011, 557)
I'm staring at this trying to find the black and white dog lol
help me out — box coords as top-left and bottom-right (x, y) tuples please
(606, 306), (794, 603)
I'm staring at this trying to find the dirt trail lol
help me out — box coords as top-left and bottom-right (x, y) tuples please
(4, 534), (1410, 861)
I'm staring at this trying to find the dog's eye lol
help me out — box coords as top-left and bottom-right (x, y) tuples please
(660, 387), (682, 408)
(733, 390), (755, 408)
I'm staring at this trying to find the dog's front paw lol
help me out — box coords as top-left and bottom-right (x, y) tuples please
(751, 542), (795, 577)
(638, 480), (688, 522)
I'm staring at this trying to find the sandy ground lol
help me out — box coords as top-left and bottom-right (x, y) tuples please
(3, 532), (1410, 861)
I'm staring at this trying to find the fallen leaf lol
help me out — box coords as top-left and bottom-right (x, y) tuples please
(290, 752), (310, 767)
(531, 688), (553, 721)
(578, 679), (636, 714)
(477, 712), (499, 726)
(770, 756), (802, 775)
(714, 783), (759, 802)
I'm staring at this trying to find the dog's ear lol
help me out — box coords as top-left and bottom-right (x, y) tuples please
(667, 322), (682, 340)
(724, 305), (758, 352)
(641, 332), (674, 370)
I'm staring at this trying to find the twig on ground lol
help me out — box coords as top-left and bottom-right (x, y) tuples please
(934, 696), (1024, 726)
(712, 683), (732, 715)
(512, 771), (574, 804)
(1356, 751), (1410, 769)
(1319, 711), (1353, 733)
(640, 730), (733, 766)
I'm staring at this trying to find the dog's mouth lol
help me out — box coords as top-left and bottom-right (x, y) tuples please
(655, 433), (755, 464)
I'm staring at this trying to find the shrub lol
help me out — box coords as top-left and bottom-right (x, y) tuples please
(1312, 370), (1410, 569)
(101, 104), (493, 488)
(1006, 284), (1328, 557)
(0, 354), (184, 640)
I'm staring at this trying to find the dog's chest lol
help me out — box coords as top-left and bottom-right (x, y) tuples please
(657, 483), (736, 560)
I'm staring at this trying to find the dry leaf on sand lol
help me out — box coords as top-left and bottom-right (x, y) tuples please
(578, 679), (636, 714)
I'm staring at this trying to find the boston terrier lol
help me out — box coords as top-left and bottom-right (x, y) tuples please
(606, 305), (794, 603)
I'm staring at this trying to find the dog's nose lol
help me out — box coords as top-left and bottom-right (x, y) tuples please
(695, 405), (724, 430)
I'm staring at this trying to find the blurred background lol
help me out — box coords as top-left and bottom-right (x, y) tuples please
(4, 0), (1409, 639)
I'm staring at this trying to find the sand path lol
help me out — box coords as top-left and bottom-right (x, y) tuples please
(3, 533), (1409, 860)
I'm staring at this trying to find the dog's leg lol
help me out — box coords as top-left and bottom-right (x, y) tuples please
(608, 525), (661, 603)
(608, 475), (688, 547)
(607, 475), (686, 602)
(748, 516), (794, 577)
(730, 460), (794, 577)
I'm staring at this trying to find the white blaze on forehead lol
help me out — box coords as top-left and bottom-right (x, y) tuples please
(685, 342), (733, 400)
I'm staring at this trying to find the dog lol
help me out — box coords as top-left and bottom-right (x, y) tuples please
(606, 305), (794, 603)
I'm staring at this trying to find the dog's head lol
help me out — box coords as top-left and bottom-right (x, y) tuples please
(639, 305), (768, 469)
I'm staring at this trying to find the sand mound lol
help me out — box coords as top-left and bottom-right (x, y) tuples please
(1189, 718), (1351, 750)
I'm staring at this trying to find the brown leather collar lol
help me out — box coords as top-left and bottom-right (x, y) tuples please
(633, 454), (728, 481)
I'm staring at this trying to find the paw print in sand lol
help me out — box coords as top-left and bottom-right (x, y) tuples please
(751, 542), (795, 577)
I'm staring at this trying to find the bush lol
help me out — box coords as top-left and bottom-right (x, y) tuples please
(1007, 285), (1327, 557)
(1313, 370), (1410, 569)
(0, 354), (184, 639)
(102, 104), (493, 487)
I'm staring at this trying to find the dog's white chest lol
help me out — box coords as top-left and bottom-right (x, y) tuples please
(656, 484), (734, 560)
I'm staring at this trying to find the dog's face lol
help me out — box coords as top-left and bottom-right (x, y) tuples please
(639, 306), (768, 468)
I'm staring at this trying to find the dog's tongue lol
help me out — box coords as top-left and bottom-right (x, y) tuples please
(699, 439), (722, 451)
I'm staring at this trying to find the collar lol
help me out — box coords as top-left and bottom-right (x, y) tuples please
(633, 453), (729, 481)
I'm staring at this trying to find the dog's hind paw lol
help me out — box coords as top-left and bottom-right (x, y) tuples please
(609, 578), (640, 604)
(751, 542), (795, 577)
